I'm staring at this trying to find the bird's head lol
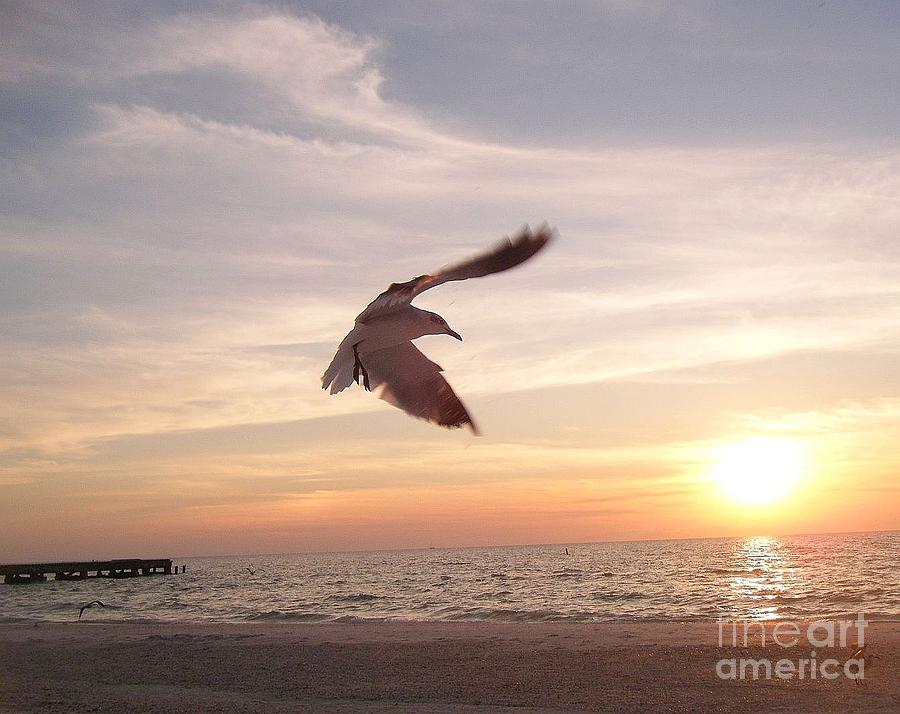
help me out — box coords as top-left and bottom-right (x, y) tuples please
(423, 311), (462, 341)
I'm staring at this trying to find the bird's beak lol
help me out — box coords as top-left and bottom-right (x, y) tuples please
(447, 327), (463, 341)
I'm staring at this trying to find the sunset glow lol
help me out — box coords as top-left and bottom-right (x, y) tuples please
(1, 4), (899, 562)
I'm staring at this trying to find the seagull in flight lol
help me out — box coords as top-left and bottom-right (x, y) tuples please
(322, 224), (554, 433)
(78, 600), (106, 619)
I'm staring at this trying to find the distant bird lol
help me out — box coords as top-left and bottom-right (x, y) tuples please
(246, 567), (257, 575)
(847, 645), (879, 686)
(322, 225), (555, 432)
(78, 600), (106, 619)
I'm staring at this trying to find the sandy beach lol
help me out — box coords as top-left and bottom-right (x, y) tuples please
(1, 620), (897, 713)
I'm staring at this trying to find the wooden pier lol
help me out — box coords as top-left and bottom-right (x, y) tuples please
(0, 559), (177, 584)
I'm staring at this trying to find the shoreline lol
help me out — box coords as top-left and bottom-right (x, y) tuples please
(2, 620), (898, 712)
(4, 612), (900, 626)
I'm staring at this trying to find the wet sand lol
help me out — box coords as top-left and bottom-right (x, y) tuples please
(1, 620), (898, 712)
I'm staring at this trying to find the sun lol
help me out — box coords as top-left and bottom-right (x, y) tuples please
(711, 437), (807, 505)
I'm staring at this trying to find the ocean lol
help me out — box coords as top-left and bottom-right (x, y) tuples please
(1, 531), (897, 623)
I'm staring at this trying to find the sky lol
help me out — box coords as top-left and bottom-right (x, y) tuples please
(1, 1), (898, 561)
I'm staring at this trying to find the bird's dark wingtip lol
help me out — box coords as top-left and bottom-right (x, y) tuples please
(527, 222), (557, 246)
(504, 222), (556, 262)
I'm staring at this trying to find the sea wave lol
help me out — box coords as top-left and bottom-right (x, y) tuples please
(551, 568), (584, 578)
(329, 593), (387, 603)
(709, 567), (769, 576)
(438, 606), (596, 622)
(591, 590), (644, 602)
(248, 611), (332, 622)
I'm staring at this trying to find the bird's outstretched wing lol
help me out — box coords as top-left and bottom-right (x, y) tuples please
(355, 223), (554, 323)
(78, 600), (105, 619)
(363, 342), (477, 433)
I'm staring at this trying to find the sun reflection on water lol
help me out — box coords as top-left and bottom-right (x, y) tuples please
(727, 536), (808, 620)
